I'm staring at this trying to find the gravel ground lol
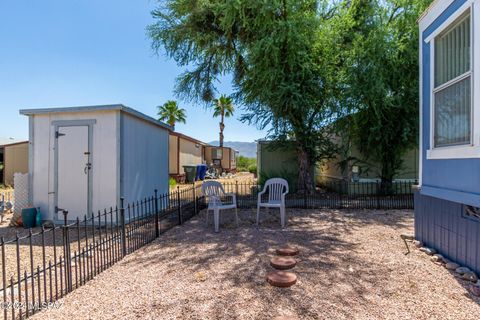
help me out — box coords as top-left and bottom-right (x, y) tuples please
(33, 208), (480, 320)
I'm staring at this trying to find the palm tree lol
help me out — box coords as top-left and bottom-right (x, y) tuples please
(212, 95), (234, 147)
(157, 100), (186, 128)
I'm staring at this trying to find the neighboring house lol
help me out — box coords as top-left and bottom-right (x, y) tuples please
(417, 0), (480, 273)
(20, 105), (171, 223)
(204, 146), (238, 173)
(317, 142), (419, 183)
(169, 131), (206, 180)
(0, 141), (29, 186)
(257, 140), (315, 191)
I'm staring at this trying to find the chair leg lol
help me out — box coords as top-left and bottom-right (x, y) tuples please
(280, 206), (285, 229)
(235, 207), (239, 227)
(256, 205), (260, 226)
(214, 208), (220, 233)
(205, 209), (209, 226)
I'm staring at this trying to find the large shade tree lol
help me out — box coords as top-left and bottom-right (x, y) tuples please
(335, 0), (432, 183)
(148, 0), (341, 192)
(212, 95), (234, 147)
(157, 100), (187, 128)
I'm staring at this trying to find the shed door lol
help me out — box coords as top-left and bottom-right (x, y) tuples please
(56, 126), (91, 221)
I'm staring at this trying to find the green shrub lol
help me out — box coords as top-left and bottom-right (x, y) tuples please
(169, 177), (177, 187)
(247, 164), (257, 174)
(237, 156), (256, 172)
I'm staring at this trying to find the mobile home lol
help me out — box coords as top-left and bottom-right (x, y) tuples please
(20, 105), (171, 222)
(417, 0), (480, 273)
(0, 141), (28, 186)
(169, 132), (206, 180)
(204, 146), (238, 173)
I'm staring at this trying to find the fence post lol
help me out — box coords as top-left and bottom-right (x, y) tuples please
(235, 180), (239, 208)
(193, 183), (197, 215)
(154, 189), (159, 238)
(62, 210), (72, 293)
(177, 186), (183, 225)
(376, 182), (381, 209)
(120, 197), (127, 257)
(303, 189), (307, 209)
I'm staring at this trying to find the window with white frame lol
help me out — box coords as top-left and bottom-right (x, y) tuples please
(433, 11), (472, 148)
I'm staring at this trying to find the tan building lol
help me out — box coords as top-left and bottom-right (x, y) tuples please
(204, 146), (238, 173)
(1, 141), (29, 186)
(169, 132), (206, 179)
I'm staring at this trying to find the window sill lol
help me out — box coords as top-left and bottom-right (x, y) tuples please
(427, 145), (480, 159)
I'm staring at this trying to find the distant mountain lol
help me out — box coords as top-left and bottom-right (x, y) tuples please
(208, 141), (257, 158)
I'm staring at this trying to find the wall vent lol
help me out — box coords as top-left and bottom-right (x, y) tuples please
(463, 205), (480, 222)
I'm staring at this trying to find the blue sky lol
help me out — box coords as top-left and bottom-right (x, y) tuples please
(0, 0), (268, 142)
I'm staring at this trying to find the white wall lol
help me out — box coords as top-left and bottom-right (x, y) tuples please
(120, 113), (169, 205)
(30, 111), (118, 221)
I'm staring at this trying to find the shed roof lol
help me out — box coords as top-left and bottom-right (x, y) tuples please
(170, 131), (207, 146)
(0, 137), (26, 146)
(19, 104), (172, 131)
(0, 140), (28, 148)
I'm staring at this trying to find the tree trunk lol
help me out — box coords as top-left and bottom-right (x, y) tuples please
(297, 145), (314, 194)
(379, 150), (396, 195)
(219, 112), (225, 147)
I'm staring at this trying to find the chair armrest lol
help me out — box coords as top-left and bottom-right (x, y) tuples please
(207, 195), (221, 207)
(225, 192), (236, 199)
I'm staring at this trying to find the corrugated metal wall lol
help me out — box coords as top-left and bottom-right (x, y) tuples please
(121, 113), (169, 204)
(169, 135), (178, 174)
(415, 191), (480, 273)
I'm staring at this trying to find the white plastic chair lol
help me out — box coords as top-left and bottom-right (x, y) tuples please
(201, 181), (238, 232)
(257, 178), (289, 228)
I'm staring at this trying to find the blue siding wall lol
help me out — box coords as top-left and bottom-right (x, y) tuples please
(420, 0), (480, 207)
(415, 191), (480, 273)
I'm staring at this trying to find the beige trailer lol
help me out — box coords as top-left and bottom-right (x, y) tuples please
(204, 146), (238, 173)
(0, 141), (29, 186)
(169, 132), (206, 181)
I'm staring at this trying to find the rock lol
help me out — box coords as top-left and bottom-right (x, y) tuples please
(462, 271), (478, 283)
(42, 220), (56, 228)
(470, 285), (480, 297)
(445, 262), (460, 270)
(431, 254), (445, 263)
(400, 233), (415, 241)
(419, 247), (436, 255)
(455, 267), (472, 275)
(412, 240), (423, 248)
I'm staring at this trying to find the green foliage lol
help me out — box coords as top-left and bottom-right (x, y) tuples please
(237, 155), (256, 172)
(169, 177), (177, 187)
(212, 95), (234, 118)
(247, 164), (257, 174)
(148, 0), (431, 188)
(148, 0), (340, 192)
(157, 100), (187, 127)
(333, 0), (432, 182)
(212, 94), (234, 147)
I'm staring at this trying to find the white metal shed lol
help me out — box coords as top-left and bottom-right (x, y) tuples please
(20, 104), (171, 222)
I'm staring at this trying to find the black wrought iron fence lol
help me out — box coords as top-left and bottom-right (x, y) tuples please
(221, 180), (416, 210)
(0, 184), (205, 320)
(0, 179), (415, 319)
